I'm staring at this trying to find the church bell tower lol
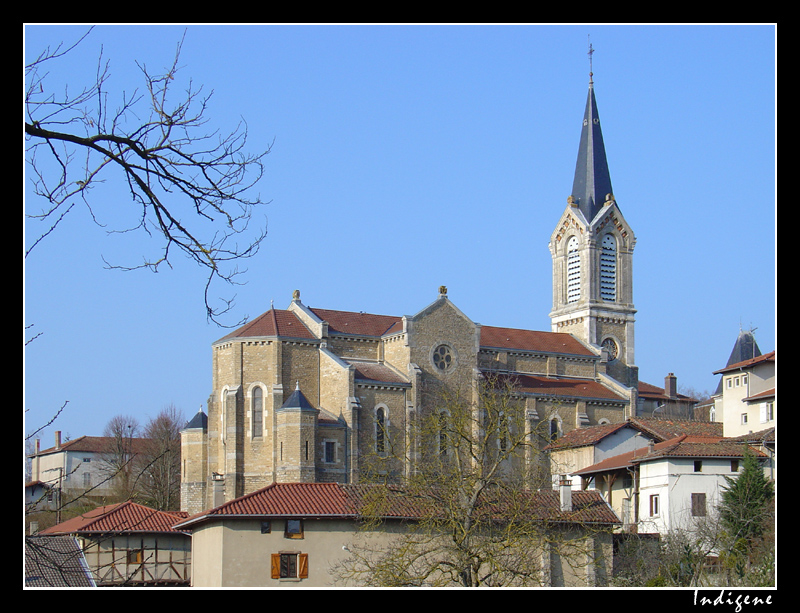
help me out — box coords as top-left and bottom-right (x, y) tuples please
(549, 50), (638, 388)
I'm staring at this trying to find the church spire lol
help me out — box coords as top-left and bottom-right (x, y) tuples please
(570, 40), (614, 222)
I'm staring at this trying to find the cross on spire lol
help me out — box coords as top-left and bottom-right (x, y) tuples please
(588, 35), (594, 83)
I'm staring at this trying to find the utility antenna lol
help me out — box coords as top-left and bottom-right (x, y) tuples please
(588, 35), (594, 82)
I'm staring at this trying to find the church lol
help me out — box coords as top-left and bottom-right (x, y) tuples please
(180, 71), (648, 515)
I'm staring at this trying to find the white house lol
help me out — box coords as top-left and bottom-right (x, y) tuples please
(572, 434), (768, 536)
(712, 351), (775, 439)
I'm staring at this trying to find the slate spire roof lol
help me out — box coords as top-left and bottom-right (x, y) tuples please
(571, 73), (614, 223)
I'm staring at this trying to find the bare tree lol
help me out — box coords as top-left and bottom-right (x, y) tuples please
(24, 27), (271, 325)
(135, 404), (184, 511)
(99, 414), (141, 501)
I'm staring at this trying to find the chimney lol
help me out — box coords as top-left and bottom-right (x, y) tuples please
(559, 477), (573, 512)
(55, 431), (62, 450)
(665, 373), (677, 399)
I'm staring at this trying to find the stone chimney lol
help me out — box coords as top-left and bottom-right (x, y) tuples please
(664, 373), (677, 399)
(55, 431), (62, 450)
(559, 477), (572, 512)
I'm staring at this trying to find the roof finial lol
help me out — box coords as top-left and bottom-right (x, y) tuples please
(587, 35), (594, 84)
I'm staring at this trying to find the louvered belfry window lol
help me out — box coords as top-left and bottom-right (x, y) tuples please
(600, 234), (616, 302)
(567, 236), (581, 304)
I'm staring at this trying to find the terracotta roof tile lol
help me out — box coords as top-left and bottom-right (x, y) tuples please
(217, 309), (315, 342)
(490, 372), (625, 402)
(40, 501), (189, 535)
(349, 361), (409, 385)
(714, 350), (775, 375)
(628, 417), (723, 441)
(480, 326), (595, 356)
(175, 482), (619, 528)
(310, 308), (402, 337)
(32, 435), (150, 457)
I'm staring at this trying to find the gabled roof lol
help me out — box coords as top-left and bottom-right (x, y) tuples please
(544, 420), (643, 451)
(40, 501), (189, 536)
(25, 536), (96, 587)
(30, 435), (150, 457)
(173, 482), (620, 529)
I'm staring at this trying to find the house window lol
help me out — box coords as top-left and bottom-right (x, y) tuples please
(567, 236), (581, 303)
(127, 549), (143, 565)
(271, 552), (309, 579)
(694, 460), (703, 472)
(324, 441), (336, 463)
(83, 472), (91, 488)
(600, 234), (617, 302)
(691, 493), (707, 517)
(761, 402), (774, 423)
(285, 519), (304, 539)
(252, 386), (263, 438)
(550, 418), (560, 443)
(741, 413), (748, 425)
(730, 460), (739, 472)
(649, 494), (660, 517)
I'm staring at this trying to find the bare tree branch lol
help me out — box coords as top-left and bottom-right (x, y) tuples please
(25, 28), (271, 326)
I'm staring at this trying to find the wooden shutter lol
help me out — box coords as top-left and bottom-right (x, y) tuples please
(271, 553), (281, 579)
(298, 553), (309, 579)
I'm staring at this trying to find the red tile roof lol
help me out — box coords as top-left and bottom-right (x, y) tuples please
(490, 372), (625, 402)
(174, 482), (619, 528)
(714, 350), (775, 375)
(40, 501), (189, 535)
(217, 308), (315, 342)
(310, 308), (402, 337)
(480, 325), (595, 356)
(349, 361), (409, 385)
(573, 435), (767, 477)
(31, 435), (150, 457)
(544, 421), (636, 451)
(628, 417), (723, 440)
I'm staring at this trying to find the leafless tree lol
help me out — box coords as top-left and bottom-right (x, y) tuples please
(135, 404), (184, 511)
(25, 27), (271, 325)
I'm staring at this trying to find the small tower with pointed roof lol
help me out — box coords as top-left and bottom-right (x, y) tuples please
(549, 45), (638, 390)
(275, 383), (319, 483)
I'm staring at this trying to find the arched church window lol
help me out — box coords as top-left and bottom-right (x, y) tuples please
(252, 386), (263, 438)
(600, 234), (617, 302)
(376, 407), (386, 453)
(567, 236), (581, 304)
(550, 418), (560, 442)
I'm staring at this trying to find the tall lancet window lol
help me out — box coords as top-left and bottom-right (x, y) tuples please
(252, 386), (263, 438)
(567, 236), (581, 304)
(600, 234), (617, 302)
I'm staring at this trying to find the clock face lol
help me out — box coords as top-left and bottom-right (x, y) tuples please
(602, 338), (618, 361)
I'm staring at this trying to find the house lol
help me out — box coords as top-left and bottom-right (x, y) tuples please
(712, 351), (775, 439)
(38, 500), (191, 586)
(174, 481), (620, 587)
(571, 434), (768, 535)
(25, 535), (96, 587)
(28, 432), (151, 508)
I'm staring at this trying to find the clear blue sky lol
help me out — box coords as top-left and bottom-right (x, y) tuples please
(24, 24), (776, 442)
